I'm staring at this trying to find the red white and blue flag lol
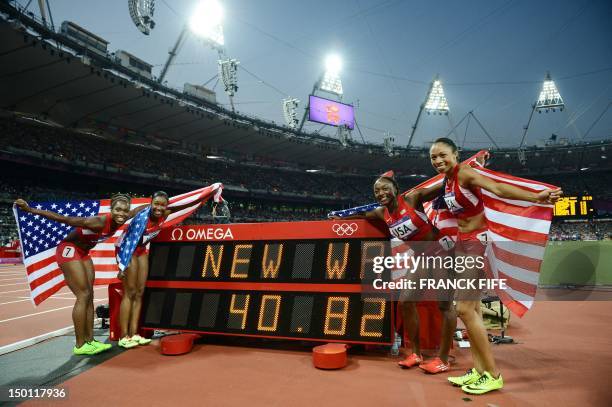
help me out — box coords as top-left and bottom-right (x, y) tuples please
(330, 151), (556, 316)
(13, 183), (223, 306)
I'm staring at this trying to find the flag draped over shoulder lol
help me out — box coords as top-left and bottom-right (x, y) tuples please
(13, 183), (223, 305)
(115, 207), (151, 272)
(327, 152), (556, 317)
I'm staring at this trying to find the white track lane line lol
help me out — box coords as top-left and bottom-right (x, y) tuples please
(0, 299), (106, 324)
(0, 287), (107, 305)
(0, 283), (26, 287)
(0, 278), (26, 282)
(0, 297), (77, 306)
(0, 320), (101, 356)
(0, 289), (31, 294)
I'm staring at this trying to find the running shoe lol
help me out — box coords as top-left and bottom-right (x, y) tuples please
(73, 342), (99, 356)
(90, 339), (112, 353)
(448, 368), (481, 386)
(419, 357), (450, 374)
(398, 353), (423, 368)
(118, 337), (139, 349)
(461, 371), (503, 395)
(131, 334), (152, 345)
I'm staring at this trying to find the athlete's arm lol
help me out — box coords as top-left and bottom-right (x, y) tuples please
(458, 165), (563, 204)
(404, 183), (443, 207)
(329, 206), (385, 221)
(128, 204), (150, 218)
(14, 199), (105, 230)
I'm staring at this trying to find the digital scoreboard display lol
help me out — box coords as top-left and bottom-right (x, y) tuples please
(553, 195), (594, 218)
(308, 95), (355, 129)
(142, 221), (394, 344)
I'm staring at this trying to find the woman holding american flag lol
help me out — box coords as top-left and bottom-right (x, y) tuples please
(429, 137), (562, 395)
(116, 190), (222, 349)
(13, 193), (132, 356)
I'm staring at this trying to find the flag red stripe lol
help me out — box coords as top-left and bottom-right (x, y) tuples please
(487, 220), (549, 245)
(32, 281), (65, 305)
(495, 290), (529, 318)
(493, 269), (537, 297)
(27, 267), (63, 290)
(491, 244), (543, 271)
(27, 255), (56, 274)
(483, 198), (553, 220)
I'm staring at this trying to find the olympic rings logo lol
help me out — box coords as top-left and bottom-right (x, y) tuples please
(332, 223), (358, 236)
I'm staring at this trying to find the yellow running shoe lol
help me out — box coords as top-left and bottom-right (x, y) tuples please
(461, 371), (503, 395)
(73, 342), (99, 356)
(90, 339), (112, 353)
(448, 368), (481, 386)
(118, 337), (138, 349)
(131, 334), (152, 345)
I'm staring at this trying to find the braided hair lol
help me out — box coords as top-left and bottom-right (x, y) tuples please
(152, 190), (169, 203)
(110, 193), (131, 208)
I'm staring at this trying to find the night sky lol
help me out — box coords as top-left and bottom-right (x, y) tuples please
(24, 0), (612, 148)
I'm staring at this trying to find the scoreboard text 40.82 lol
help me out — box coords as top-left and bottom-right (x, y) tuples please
(142, 221), (393, 344)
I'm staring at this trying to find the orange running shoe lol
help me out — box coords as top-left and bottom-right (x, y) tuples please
(398, 353), (423, 368)
(419, 357), (450, 374)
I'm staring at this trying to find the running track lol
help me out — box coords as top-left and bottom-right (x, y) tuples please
(0, 264), (108, 350)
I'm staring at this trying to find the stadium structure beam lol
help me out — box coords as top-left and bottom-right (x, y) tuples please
(297, 81), (319, 133)
(158, 25), (188, 84)
(469, 112), (499, 149)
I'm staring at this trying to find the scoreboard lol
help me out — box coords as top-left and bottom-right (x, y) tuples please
(142, 220), (395, 345)
(553, 195), (594, 218)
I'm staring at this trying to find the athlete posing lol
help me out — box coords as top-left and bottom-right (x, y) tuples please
(14, 194), (132, 355)
(331, 172), (457, 374)
(429, 137), (562, 395)
(117, 191), (213, 348)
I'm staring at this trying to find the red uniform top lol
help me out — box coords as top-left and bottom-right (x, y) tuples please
(73, 215), (114, 247)
(443, 165), (484, 220)
(137, 215), (167, 247)
(383, 198), (433, 241)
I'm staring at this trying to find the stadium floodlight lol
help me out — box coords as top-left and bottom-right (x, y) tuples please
(319, 54), (343, 95)
(282, 98), (300, 129)
(383, 134), (395, 157)
(519, 72), (566, 148)
(424, 79), (449, 115)
(189, 0), (225, 48)
(129, 0), (156, 35)
(535, 72), (564, 112)
(337, 124), (351, 147)
(218, 58), (238, 97)
(407, 75), (454, 148)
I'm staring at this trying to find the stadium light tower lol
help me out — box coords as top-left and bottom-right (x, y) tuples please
(519, 72), (566, 149)
(129, 0), (156, 35)
(297, 53), (346, 134)
(383, 134), (395, 157)
(407, 75), (456, 148)
(157, 0), (239, 111)
(282, 98), (300, 129)
(319, 54), (344, 95)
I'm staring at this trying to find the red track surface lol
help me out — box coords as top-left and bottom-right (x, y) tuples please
(0, 265), (108, 348)
(4, 264), (612, 405)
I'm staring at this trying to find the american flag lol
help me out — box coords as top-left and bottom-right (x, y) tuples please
(116, 207), (151, 272)
(328, 151), (556, 316)
(13, 183), (223, 306)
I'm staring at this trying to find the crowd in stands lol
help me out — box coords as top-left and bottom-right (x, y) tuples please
(549, 220), (612, 241)
(0, 118), (373, 201)
(3, 116), (612, 245)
